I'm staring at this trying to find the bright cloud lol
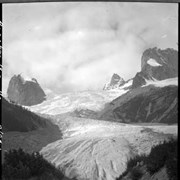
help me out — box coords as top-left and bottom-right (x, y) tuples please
(2, 2), (178, 93)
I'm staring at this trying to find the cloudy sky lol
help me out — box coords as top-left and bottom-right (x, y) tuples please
(2, 2), (178, 94)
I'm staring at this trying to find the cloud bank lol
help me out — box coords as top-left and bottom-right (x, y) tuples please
(2, 2), (178, 93)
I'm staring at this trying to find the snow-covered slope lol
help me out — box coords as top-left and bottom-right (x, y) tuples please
(41, 117), (177, 180)
(26, 89), (129, 115)
(26, 77), (177, 117)
(143, 77), (178, 87)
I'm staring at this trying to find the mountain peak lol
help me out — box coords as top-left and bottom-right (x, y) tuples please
(7, 74), (46, 106)
(112, 73), (120, 78)
(103, 73), (125, 90)
(110, 73), (124, 85)
(132, 47), (178, 89)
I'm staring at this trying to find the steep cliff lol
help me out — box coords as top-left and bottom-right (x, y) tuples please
(103, 73), (125, 90)
(132, 47), (178, 88)
(7, 74), (46, 106)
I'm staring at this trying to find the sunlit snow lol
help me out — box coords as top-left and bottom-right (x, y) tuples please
(147, 58), (162, 67)
(143, 77), (178, 87)
(26, 89), (129, 115)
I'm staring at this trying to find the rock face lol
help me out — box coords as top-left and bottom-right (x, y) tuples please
(99, 47), (178, 124)
(103, 73), (125, 90)
(132, 47), (178, 88)
(99, 85), (177, 124)
(7, 74), (46, 106)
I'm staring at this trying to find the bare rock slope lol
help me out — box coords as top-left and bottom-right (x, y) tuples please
(99, 83), (178, 124)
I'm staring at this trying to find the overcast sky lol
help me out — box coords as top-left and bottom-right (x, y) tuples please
(2, 2), (178, 94)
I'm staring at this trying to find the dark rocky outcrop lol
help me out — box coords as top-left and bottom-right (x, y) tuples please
(132, 47), (178, 89)
(1, 97), (63, 166)
(7, 74), (46, 106)
(99, 85), (177, 124)
(110, 73), (124, 86)
(103, 73), (125, 90)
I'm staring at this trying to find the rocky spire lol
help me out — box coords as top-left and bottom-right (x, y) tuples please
(103, 73), (125, 90)
(7, 74), (46, 106)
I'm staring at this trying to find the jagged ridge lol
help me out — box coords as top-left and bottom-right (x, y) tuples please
(132, 47), (178, 89)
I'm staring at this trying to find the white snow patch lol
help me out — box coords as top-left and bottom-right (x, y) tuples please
(121, 79), (133, 89)
(20, 74), (33, 82)
(143, 77), (178, 87)
(147, 58), (162, 67)
(24, 77), (32, 82)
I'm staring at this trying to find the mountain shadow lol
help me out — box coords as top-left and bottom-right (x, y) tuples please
(99, 85), (178, 124)
(1, 97), (62, 162)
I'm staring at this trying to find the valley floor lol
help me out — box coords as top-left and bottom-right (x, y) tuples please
(2, 114), (177, 180)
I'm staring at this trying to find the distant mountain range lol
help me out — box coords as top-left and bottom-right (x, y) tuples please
(5, 47), (177, 125)
(103, 47), (178, 90)
(72, 47), (178, 124)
